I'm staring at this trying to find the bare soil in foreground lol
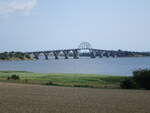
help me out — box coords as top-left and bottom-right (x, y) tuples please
(0, 83), (150, 113)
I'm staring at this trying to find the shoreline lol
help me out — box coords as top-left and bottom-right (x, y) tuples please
(0, 56), (150, 61)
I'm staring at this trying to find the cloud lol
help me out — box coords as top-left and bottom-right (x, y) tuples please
(0, 0), (37, 15)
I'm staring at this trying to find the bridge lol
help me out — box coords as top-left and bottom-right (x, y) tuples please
(26, 42), (138, 60)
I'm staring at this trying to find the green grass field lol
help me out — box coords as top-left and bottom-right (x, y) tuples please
(0, 71), (127, 88)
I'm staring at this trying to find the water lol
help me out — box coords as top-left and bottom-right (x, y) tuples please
(0, 57), (150, 76)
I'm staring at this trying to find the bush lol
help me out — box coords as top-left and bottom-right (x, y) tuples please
(73, 84), (91, 88)
(120, 69), (150, 90)
(7, 77), (10, 80)
(10, 74), (20, 80)
(120, 77), (137, 89)
(45, 81), (54, 85)
(133, 69), (150, 90)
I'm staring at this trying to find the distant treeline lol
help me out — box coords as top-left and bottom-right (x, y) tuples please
(0, 52), (31, 60)
(79, 51), (150, 57)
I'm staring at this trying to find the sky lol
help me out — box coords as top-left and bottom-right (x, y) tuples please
(0, 0), (150, 52)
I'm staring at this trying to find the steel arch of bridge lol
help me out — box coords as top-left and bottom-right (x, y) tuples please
(78, 42), (92, 50)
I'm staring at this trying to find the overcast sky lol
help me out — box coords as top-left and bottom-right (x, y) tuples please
(0, 0), (150, 52)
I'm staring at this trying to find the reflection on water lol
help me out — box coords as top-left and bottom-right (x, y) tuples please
(0, 57), (150, 76)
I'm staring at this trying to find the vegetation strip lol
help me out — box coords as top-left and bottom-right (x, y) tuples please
(0, 71), (126, 89)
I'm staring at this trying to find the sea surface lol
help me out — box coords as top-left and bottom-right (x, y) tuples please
(0, 57), (150, 76)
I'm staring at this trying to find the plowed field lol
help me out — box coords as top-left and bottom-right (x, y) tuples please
(0, 83), (150, 113)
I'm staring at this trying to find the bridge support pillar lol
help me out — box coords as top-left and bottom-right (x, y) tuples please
(97, 51), (103, 58)
(63, 50), (69, 59)
(107, 52), (110, 57)
(90, 50), (96, 58)
(116, 52), (124, 57)
(43, 53), (49, 60)
(33, 53), (39, 60)
(72, 49), (79, 59)
(103, 52), (109, 58)
(53, 51), (60, 59)
(110, 52), (115, 58)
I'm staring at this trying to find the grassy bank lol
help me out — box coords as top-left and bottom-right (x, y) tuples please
(0, 71), (127, 88)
